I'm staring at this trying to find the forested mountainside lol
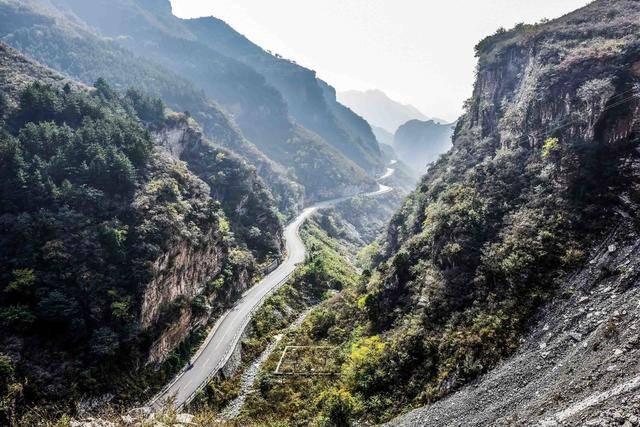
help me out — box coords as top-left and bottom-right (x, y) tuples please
(0, 43), (284, 420)
(222, 1), (640, 424)
(0, 0), (303, 218)
(47, 0), (380, 181)
(181, 13), (383, 175)
(0, 0), (380, 214)
(393, 119), (455, 173)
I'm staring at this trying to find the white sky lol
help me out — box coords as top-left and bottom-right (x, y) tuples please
(170, 0), (591, 122)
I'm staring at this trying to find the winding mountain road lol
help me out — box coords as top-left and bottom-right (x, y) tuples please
(149, 167), (394, 410)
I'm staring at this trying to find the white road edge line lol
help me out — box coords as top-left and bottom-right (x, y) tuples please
(147, 166), (396, 410)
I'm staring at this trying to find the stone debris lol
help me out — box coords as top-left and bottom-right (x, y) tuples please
(387, 227), (640, 427)
(70, 419), (116, 427)
(175, 413), (196, 425)
(569, 332), (583, 342)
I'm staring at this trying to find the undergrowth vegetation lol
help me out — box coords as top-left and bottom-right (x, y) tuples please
(189, 218), (358, 417)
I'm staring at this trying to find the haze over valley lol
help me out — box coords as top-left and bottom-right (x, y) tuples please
(1, 1), (639, 426)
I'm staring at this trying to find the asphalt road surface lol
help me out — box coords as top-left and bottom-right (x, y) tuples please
(149, 168), (394, 410)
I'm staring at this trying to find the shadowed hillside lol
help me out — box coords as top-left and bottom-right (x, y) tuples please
(0, 42), (287, 420)
(393, 119), (455, 173)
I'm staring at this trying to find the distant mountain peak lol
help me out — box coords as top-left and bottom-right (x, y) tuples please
(338, 89), (439, 134)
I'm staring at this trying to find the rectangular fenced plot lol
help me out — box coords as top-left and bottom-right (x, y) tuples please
(274, 346), (341, 376)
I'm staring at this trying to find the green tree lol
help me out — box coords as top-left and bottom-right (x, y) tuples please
(0, 305), (35, 331)
(4, 269), (36, 298)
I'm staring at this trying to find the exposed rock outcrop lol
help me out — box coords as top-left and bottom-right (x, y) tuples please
(142, 112), (288, 364)
(140, 230), (225, 329)
(382, 0), (640, 423)
(153, 115), (285, 258)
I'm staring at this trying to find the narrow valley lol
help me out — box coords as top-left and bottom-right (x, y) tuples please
(1, 1), (639, 426)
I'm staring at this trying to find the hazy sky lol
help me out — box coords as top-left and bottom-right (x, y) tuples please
(170, 0), (591, 122)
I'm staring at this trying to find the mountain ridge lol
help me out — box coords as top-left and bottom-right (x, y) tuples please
(50, 0), (383, 176)
(338, 88), (446, 134)
(206, 1), (640, 424)
(0, 0), (308, 216)
(393, 118), (455, 172)
(3, 0), (640, 425)
(183, 13), (384, 174)
(1, 0), (381, 214)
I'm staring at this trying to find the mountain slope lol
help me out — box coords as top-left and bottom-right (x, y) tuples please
(363, 0), (640, 421)
(181, 14), (384, 174)
(393, 119), (455, 172)
(0, 42), (284, 419)
(45, 0), (379, 195)
(338, 89), (433, 133)
(390, 220), (640, 425)
(0, 0), (304, 217)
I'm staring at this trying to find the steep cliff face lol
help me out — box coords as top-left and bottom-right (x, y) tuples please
(467, 7), (640, 151)
(152, 116), (285, 258)
(135, 152), (227, 330)
(362, 0), (640, 421)
(384, 0), (640, 257)
(134, 114), (286, 365)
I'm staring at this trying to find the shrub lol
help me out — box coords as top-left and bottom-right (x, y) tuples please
(4, 269), (36, 298)
(342, 336), (386, 393)
(315, 387), (361, 426)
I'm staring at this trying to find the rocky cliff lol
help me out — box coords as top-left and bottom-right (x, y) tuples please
(152, 116), (285, 258)
(376, 0), (640, 423)
(136, 152), (227, 330)
(0, 43), (283, 420)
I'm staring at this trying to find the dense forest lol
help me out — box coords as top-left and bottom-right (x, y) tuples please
(0, 79), (172, 413)
(2, 0), (640, 425)
(0, 44), (289, 420)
